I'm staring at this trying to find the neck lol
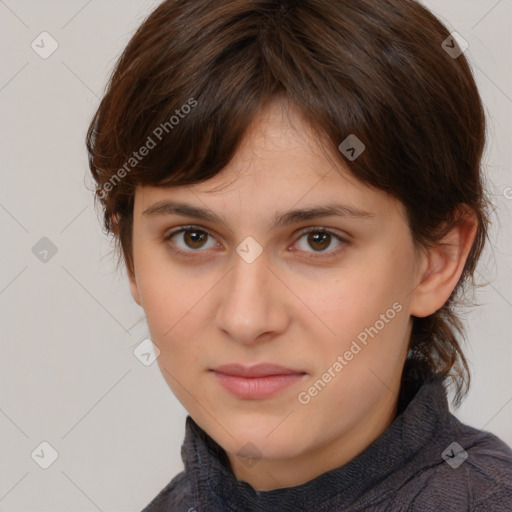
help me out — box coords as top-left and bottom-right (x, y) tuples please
(226, 379), (400, 491)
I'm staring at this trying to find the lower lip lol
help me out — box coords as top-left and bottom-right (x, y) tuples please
(211, 371), (306, 399)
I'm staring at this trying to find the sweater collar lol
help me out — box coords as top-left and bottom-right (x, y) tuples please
(181, 373), (448, 510)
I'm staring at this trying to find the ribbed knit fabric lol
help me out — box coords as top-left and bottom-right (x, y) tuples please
(141, 375), (512, 511)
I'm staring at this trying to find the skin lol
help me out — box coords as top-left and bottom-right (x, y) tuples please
(127, 100), (477, 490)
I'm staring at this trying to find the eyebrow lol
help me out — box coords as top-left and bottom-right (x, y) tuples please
(142, 200), (374, 232)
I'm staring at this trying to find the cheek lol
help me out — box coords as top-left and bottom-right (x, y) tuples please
(318, 273), (388, 332)
(303, 278), (410, 417)
(316, 264), (411, 365)
(134, 250), (194, 343)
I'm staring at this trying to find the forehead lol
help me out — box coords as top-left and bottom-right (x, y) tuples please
(133, 101), (405, 224)
(214, 99), (347, 183)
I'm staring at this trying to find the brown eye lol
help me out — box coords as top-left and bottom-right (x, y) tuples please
(182, 229), (208, 249)
(294, 229), (347, 258)
(163, 225), (348, 260)
(307, 231), (331, 251)
(164, 227), (218, 254)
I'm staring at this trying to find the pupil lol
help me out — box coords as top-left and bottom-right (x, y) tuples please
(310, 232), (329, 251)
(187, 230), (205, 248)
(183, 230), (331, 251)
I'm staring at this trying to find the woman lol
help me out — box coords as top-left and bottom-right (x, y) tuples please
(86, 0), (512, 510)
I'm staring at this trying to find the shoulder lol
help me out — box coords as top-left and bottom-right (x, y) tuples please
(141, 470), (196, 512)
(404, 428), (512, 512)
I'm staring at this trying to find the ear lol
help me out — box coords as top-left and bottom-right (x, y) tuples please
(128, 268), (142, 306)
(410, 207), (478, 318)
(111, 212), (142, 307)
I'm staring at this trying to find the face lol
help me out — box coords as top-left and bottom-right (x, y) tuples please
(128, 101), (428, 487)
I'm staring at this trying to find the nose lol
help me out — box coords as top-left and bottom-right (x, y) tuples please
(215, 247), (289, 345)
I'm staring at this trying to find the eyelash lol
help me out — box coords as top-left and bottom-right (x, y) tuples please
(162, 225), (349, 260)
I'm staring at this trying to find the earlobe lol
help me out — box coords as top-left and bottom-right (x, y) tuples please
(128, 271), (142, 306)
(410, 208), (478, 318)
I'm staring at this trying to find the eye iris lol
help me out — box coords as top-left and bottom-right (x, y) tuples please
(309, 232), (330, 251)
(184, 230), (207, 249)
(179, 230), (333, 252)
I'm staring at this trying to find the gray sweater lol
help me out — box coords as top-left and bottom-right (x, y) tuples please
(142, 375), (512, 511)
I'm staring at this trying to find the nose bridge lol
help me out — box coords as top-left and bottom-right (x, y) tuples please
(228, 233), (269, 295)
(229, 244), (270, 308)
(216, 244), (276, 342)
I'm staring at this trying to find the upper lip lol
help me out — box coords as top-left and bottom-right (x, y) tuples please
(211, 363), (306, 377)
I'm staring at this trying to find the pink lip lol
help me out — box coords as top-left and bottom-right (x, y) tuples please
(210, 364), (307, 399)
(211, 363), (304, 377)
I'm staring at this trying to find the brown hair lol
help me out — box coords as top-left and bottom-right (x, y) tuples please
(86, 0), (490, 405)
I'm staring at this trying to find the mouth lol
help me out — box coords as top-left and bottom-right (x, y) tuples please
(209, 363), (307, 399)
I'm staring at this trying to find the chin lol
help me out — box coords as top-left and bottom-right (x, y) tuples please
(208, 414), (302, 459)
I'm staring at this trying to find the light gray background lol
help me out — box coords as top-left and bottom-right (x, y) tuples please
(0, 0), (511, 510)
